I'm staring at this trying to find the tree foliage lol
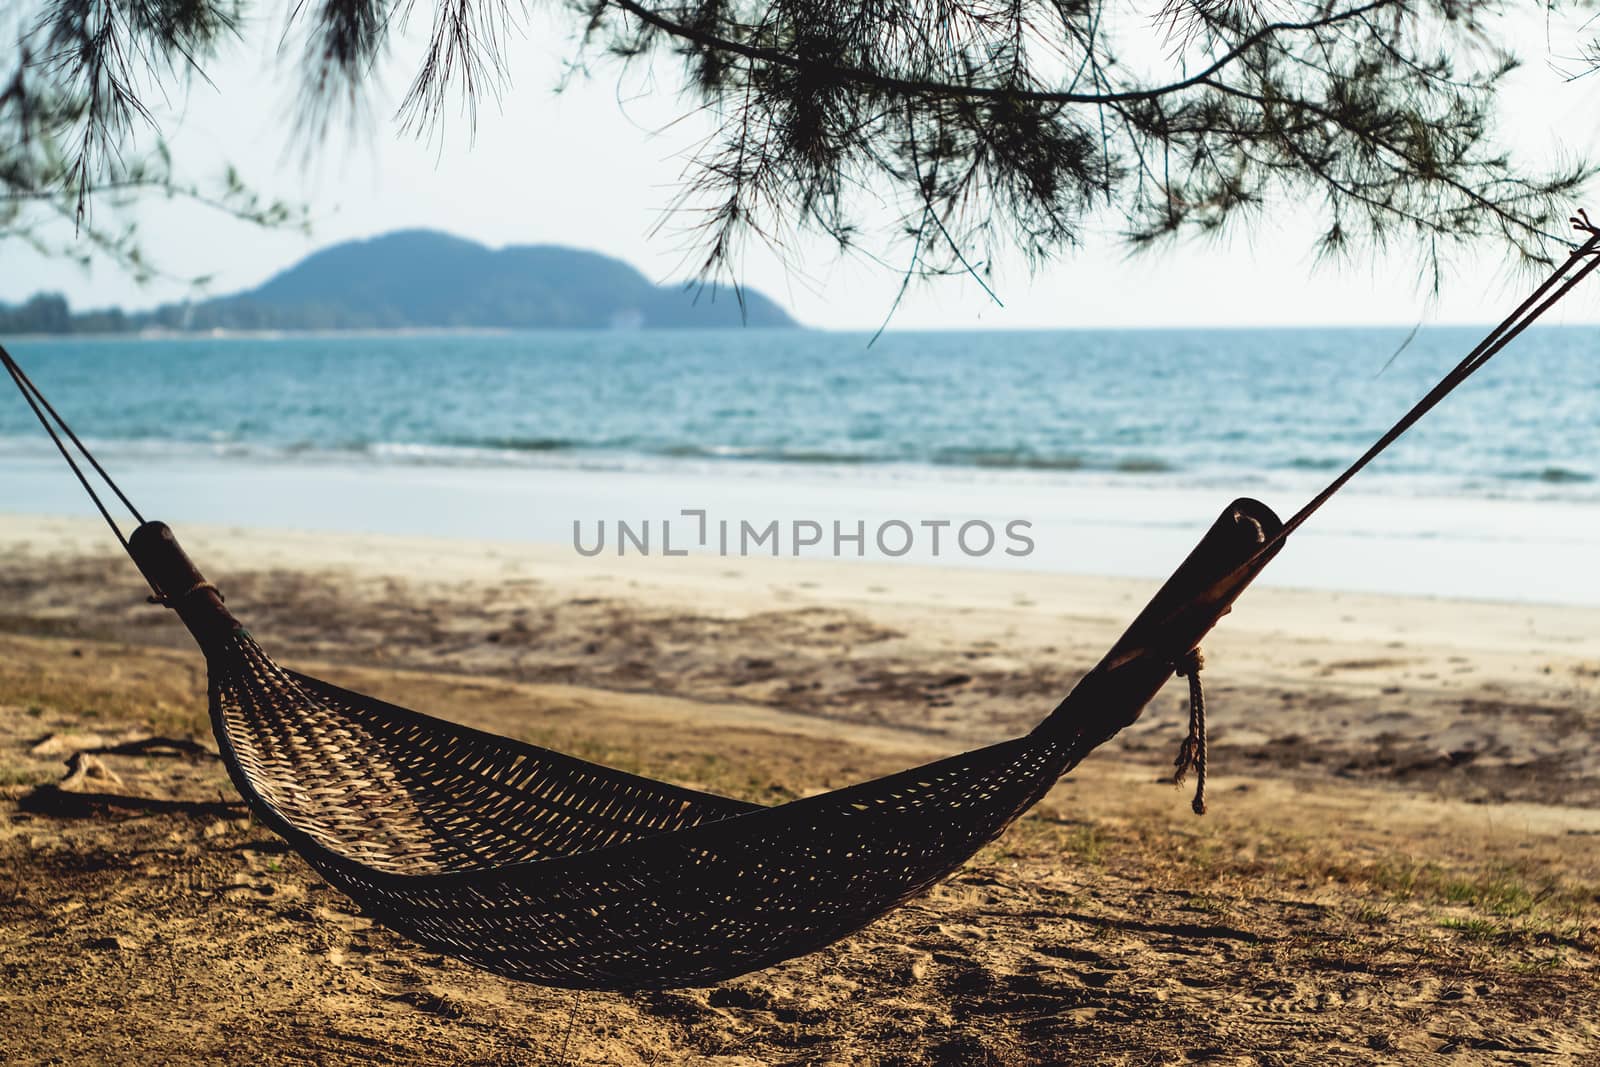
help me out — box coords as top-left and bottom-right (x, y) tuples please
(2, 0), (1594, 288)
(1, 0), (302, 284)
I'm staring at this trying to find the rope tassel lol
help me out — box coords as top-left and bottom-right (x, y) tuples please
(1172, 648), (1207, 815)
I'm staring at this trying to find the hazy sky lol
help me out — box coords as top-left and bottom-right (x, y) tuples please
(5, 6), (1600, 330)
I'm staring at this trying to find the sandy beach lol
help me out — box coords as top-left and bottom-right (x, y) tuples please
(2, 512), (1598, 1063)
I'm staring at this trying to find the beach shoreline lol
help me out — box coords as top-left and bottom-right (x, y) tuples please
(4, 511), (1598, 806)
(4, 452), (1599, 606)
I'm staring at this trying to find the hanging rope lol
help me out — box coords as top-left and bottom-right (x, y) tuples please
(0, 345), (156, 594)
(1161, 210), (1600, 816)
(1171, 648), (1207, 815)
(0, 349), (140, 550)
(1255, 211), (1600, 562)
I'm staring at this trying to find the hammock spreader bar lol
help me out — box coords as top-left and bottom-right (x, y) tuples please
(1, 214), (1595, 991)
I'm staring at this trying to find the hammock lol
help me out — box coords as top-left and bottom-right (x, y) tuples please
(2, 216), (1595, 991)
(123, 499), (1275, 990)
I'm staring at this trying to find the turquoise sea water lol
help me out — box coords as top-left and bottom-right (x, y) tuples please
(1, 327), (1596, 603)
(1, 326), (1596, 500)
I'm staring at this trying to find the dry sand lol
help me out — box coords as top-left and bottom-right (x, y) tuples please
(1, 514), (1598, 1064)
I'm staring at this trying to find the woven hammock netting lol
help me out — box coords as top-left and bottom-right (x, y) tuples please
(142, 496), (1279, 991)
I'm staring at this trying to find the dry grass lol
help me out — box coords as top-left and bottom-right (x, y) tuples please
(3, 629), (1598, 1064)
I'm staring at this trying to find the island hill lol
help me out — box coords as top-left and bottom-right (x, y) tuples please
(0, 230), (798, 334)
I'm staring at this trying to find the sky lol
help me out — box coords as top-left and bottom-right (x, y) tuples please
(4, 5), (1600, 330)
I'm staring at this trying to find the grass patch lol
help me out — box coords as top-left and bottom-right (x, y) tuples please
(1061, 824), (1106, 866)
(1354, 902), (1392, 926)
(1442, 870), (1538, 917)
(1439, 916), (1502, 941)
(2, 655), (209, 739)
(0, 765), (49, 788)
(1510, 952), (1568, 973)
(1354, 858), (1594, 924)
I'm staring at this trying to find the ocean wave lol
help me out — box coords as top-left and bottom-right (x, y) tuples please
(1501, 466), (1596, 485)
(931, 448), (1084, 471)
(0, 431), (1225, 483)
(656, 444), (877, 464)
(1112, 456), (1176, 474)
(930, 449), (1178, 474)
(441, 435), (577, 453)
(1, 429), (1595, 505)
(649, 444), (1183, 474)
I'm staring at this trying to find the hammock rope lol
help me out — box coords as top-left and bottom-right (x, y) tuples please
(1256, 211), (1600, 561)
(0, 351), (145, 556)
(1171, 648), (1207, 815)
(1100, 213), (1600, 669)
(0, 211), (1595, 991)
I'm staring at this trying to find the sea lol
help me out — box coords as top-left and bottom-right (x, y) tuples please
(1, 327), (1596, 603)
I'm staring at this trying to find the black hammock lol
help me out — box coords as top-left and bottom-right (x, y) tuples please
(3, 217), (1595, 991)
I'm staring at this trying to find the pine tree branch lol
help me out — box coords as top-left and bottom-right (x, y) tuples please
(602, 0), (1405, 106)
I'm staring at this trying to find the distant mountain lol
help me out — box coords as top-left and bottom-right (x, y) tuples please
(0, 230), (799, 334)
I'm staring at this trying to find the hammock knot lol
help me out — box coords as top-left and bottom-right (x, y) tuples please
(1171, 646), (1208, 816)
(147, 580), (224, 607)
(1174, 648), (1204, 676)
